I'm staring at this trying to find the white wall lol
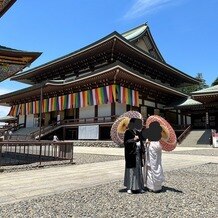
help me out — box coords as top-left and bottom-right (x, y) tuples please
(19, 115), (25, 125)
(98, 104), (111, 121)
(79, 106), (95, 122)
(26, 114), (34, 127)
(144, 100), (155, 107)
(187, 116), (191, 125)
(115, 103), (126, 116)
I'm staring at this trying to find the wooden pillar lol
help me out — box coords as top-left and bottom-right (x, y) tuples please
(95, 105), (98, 122)
(176, 109), (179, 125)
(111, 103), (115, 121)
(63, 127), (66, 140)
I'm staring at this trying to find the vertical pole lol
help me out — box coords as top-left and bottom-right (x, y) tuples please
(70, 142), (74, 164)
(39, 86), (43, 141)
(39, 144), (42, 166)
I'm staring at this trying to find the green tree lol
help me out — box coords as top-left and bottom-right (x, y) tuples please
(195, 73), (208, 89)
(211, 77), (218, 86)
(177, 73), (208, 95)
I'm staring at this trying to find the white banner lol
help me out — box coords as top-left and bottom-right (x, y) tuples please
(78, 125), (99, 139)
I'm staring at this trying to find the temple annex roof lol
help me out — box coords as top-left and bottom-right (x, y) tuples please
(191, 85), (218, 95)
(177, 97), (202, 107)
(0, 45), (42, 82)
(0, 0), (16, 18)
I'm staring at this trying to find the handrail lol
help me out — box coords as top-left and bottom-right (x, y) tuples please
(0, 140), (74, 168)
(177, 125), (192, 144)
(30, 115), (118, 139)
(172, 124), (189, 130)
(61, 115), (117, 125)
(0, 123), (25, 137)
(0, 123), (25, 131)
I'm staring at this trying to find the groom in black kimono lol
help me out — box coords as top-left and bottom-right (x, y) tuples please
(124, 118), (145, 194)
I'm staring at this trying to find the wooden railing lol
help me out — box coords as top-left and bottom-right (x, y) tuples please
(61, 115), (117, 125)
(0, 123), (25, 137)
(30, 115), (118, 139)
(173, 124), (190, 130)
(177, 125), (192, 144)
(0, 140), (74, 169)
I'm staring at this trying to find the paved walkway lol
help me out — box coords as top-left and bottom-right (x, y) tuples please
(73, 146), (212, 156)
(0, 146), (217, 205)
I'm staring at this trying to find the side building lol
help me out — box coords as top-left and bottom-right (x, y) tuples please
(177, 85), (218, 130)
(0, 24), (200, 140)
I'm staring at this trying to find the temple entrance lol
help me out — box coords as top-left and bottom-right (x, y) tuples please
(99, 126), (111, 140)
(65, 128), (78, 140)
(192, 113), (206, 129)
(50, 111), (57, 124)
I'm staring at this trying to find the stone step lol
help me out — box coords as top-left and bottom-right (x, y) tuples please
(179, 130), (211, 147)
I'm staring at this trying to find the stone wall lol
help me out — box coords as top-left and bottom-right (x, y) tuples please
(72, 140), (122, 148)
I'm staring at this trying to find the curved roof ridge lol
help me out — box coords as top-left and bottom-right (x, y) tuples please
(122, 23), (147, 41)
(177, 97), (202, 107)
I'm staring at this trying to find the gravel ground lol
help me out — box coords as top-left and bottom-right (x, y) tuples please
(168, 148), (218, 156)
(0, 163), (217, 218)
(1, 153), (124, 173)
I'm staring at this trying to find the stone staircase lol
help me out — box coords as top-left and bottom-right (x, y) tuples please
(10, 127), (39, 140)
(178, 129), (212, 147)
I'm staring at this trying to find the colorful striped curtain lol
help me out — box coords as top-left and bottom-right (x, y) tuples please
(8, 106), (14, 116)
(87, 89), (94, 106)
(58, 95), (68, 111)
(8, 105), (20, 116)
(67, 93), (73, 109)
(42, 98), (49, 113)
(48, 97), (58, 112)
(20, 103), (26, 115)
(7, 84), (139, 116)
(73, 92), (80, 108)
(106, 85), (113, 103)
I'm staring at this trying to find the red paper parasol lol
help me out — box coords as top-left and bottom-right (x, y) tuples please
(146, 115), (177, 151)
(110, 116), (127, 145)
(110, 111), (143, 145)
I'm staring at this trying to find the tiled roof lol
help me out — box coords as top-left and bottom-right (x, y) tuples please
(192, 85), (218, 94)
(122, 24), (147, 41)
(177, 98), (202, 107)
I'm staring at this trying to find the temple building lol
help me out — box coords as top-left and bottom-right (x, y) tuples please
(177, 85), (218, 130)
(0, 24), (201, 140)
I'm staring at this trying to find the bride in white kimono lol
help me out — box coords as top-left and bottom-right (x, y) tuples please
(142, 122), (165, 192)
(146, 140), (164, 192)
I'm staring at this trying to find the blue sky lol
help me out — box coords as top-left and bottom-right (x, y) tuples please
(0, 0), (218, 117)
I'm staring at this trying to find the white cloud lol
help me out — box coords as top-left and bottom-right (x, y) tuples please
(124, 0), (173, 19)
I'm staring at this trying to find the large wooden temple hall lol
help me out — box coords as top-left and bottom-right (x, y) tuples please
(0, 24), (202, 140)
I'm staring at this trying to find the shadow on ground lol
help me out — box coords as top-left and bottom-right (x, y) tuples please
(118, 186), (183, 194)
